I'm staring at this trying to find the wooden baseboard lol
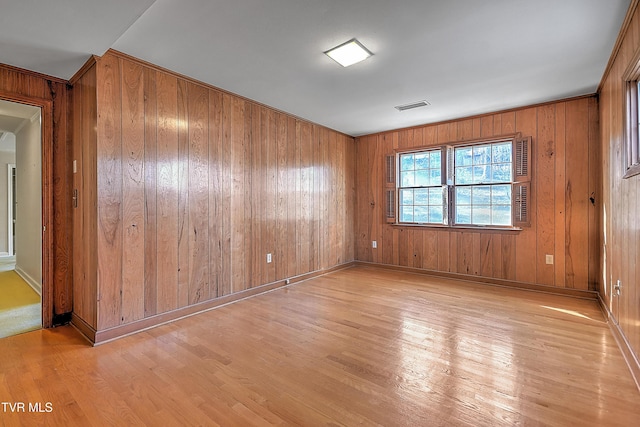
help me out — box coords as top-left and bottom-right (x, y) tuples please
(597, 294), (640, 392)
(354, 261), (598, 300)
(70, 313), (97, 344)
(75, 262), (356, 345)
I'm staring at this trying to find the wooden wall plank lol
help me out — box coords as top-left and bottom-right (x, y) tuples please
(187, 82), (209, 304)
(565, 100), (590, 290)
(535, 104), (556, 287)
(554, 102), (567, 287)
(121, 59), (145, 323)
(221, 94), (233, 296)
(275, 113), (288, 278)
(177, 80), (190, 307)
(514, 107), (538, 284)
(96, 54), (123, 329)
(143, 68), (158, 317)
(155, 72), (179, 312)
(208, 89), (223, 299)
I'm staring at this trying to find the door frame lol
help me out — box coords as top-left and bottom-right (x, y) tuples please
(0, 92), (53, 328)
(7, 163), (15, 256)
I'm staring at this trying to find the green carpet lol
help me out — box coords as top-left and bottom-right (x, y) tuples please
(0, 270), (41, 338)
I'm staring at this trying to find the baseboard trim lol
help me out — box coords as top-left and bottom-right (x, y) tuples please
(71, 313), (97, 344)
(354, 261), (598, 300)
(77, 262), (356, 345)
(15, 266), (41, 296)
(597, 294), (640, 392)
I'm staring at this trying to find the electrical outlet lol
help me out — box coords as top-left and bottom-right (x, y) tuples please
(545, 254), (554, 265)
(372, 240), (377, 248)
(266, 253), (272, 263)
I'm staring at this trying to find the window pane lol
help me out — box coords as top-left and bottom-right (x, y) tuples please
(455, 166), (473, 184)
(400, 154), (414, 171)
(400, 206), (413, 222)
(491, 163), (512, 182)
(456, 187), (471, 205)
(492, 204), (512, 226)
(415, 169), (430, 186)
(414, 206), (428, 223)
(430, 169), (442, 186)
(492, 142), (512, 163)
(431, 150), (441, 166)
(456, 205), (471, 224)
(472, 186), (491, 204)
(473, 145), (491, 165)
(472, 205), (491, 225)
(455, 147), (472, 167)
(429, 187), (444, 205)
(401, 171), (414, 187)
(415, 153), (430, 169)
(473, 165), (490, 183)
(414, 189), (428, 205)
(491, 185), (511, 204)
(401, 189), (413, 205)
(429, 206), (444, 223)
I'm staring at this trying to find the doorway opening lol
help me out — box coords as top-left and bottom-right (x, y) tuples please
(0, 99), (42, 339)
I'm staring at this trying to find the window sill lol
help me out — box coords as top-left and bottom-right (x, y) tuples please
(391, 223), (522, 234)
(623, 163), (640, 179)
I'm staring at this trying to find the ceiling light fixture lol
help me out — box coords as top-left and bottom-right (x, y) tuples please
(324, 38), (373, 67)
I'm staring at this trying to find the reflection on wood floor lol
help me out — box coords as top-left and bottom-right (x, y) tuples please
(0, 265), (638, 426)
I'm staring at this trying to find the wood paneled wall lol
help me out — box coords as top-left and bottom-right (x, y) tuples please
(355, 97), (600, 291)
(0, 63), (72, 326)
(71, 51), (355, 335)
(598, 0), (640, 380)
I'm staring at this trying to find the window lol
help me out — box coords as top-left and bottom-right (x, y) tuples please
(386, 135), (531, 228)
(398, 150), (445, 224)
(623, 49), (640, 178)
(453, 141), (513, 226)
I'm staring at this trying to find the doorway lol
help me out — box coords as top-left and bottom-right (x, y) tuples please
(0, 99), (42, 339)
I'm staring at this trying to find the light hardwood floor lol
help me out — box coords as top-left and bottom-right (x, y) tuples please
(0, 265), (639, 426)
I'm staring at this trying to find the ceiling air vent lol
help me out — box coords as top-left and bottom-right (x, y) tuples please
(394, 100), (430, 112)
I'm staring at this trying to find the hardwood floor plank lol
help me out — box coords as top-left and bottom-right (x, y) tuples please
(1, 266), (639, 426)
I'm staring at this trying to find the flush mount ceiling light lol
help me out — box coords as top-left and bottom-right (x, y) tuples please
(324, 38), (373, 67)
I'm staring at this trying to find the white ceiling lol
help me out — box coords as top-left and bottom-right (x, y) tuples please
(0, 0), (631, 136)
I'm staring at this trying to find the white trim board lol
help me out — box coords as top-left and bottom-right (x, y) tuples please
(15, 266), (41, 296)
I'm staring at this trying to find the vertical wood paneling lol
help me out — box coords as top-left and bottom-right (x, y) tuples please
(121, 60), (145, 323)
(514, 108), (538, 284)
(96, 54), (123, 329)
(535, 104), (556, 287)
(221, 93), (233, 296)
(599, 2), (640, 363)
(72, 64), (97, 327)
(565, 100), (590, 290)
(187, 82), (209, 304)
(155, 72), (179, 313)
(355, 97), (597, 291)
(177, 80), (189, 307)
(230, 97), (246, 293)
(554, 103), (567, 288)
(144, 67), (158, 317)
(208, 89), (223, 299)
(275, 113), (288, 278)
(70, 50), (356, 336)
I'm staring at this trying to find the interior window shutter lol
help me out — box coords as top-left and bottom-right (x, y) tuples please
(385, 154), (396, 223)
(513, 136), (532, 227)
